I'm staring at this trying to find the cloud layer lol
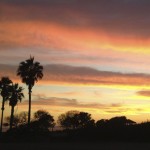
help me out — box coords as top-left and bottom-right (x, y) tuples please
(1, 0), (150, 37)
(43, 64), (150, 86)
(1, 0), (150, 75)
(21, 95), (122, 110)
(1, 64), (150, 86)
(19, 95), (148, 119)
(1, 0), (150, 53)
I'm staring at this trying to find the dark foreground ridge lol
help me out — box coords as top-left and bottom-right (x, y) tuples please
(2, 142), (150, 150)
(1, 117), (150, 150)
(1, 121), (150, 143)
(1, 115), (150, 143)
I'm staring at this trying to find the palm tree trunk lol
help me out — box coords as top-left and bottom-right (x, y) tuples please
(0, 97), (5, 132)
(28, 85), (32, 125)
(10, 106), (14, 130)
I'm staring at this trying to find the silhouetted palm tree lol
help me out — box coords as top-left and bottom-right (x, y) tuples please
(0, 77), (12, 132)
(17, 56), (43, 125)
(9, 83), (24, 130)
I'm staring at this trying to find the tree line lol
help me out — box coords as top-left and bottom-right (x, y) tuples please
(3, 109), (136, 133)
(2, 108), (150, 142)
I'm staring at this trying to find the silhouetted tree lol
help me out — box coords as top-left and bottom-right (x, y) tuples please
(58, 111), (95, 129)
(107, 116), (136, 127)
(33, 110), (55, 131)
(9, 83), (24, 130)
(17, 56), (43, 125)
(96, 116), (136, 128)
(57, 110), (80, 129)
(0, 77), (12, 132)
(74, 112), (95, 128)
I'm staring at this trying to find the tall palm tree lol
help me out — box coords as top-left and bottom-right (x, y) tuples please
(17, 56), (43, 125)
(9, 83), (24, 130)
(0, 77), (12, 132)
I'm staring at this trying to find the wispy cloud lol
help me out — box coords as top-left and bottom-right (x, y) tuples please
(20, 95), (148, 116)
(21, 94), (122, 110)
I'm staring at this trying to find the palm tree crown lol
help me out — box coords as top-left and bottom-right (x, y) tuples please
(17, 56), (43, 88)
(0, 77), (12, 99)
(9, 83), (24, 107)
(0, 77), (12, 132)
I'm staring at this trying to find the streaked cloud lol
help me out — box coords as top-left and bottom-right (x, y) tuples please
(137, 90), (150, 97)
(105, 108), (145, 114)
(21, 94), (122, 110)
(19, 95), (149, 119)
(1, 0), (150, 53)
(44, 64), (150, 86)
(1, 64), (150, 86)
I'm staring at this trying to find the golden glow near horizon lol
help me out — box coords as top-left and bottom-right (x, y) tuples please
(1, 0), (150, 123)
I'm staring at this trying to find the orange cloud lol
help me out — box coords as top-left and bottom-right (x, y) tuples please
(137, 90), (150, 97)
(1, 1), (150, 54)
(1, 12), (150, 73)
(1, 20), (150, 54)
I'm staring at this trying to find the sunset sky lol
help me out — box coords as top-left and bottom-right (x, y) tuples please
(1, 0), (150, 123)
